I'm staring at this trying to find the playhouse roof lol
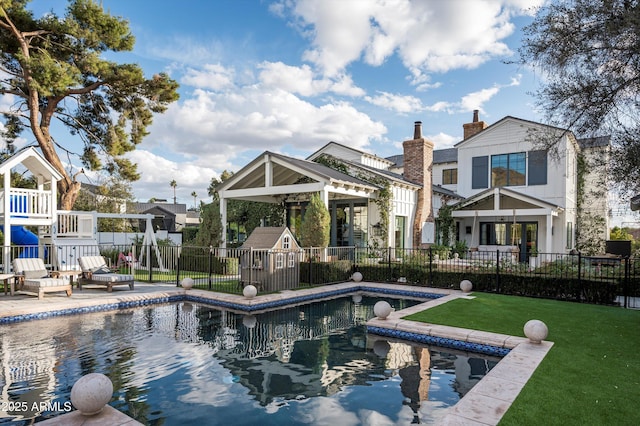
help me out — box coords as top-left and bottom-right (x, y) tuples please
(242, 226), (299, 249)
(0, 146), (63, 181)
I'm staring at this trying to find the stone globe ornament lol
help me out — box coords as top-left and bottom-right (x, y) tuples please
(70, 373), (114, 415)
(243, 284), (258, 299)
(374, 300), (393, 319)
(352, 271), (363, 282)
(460, 279), (473, 293)
(524, 319), (548, 344)
(181, 277), (194, 290)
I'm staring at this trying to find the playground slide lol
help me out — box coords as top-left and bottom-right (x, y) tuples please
(0, 225), (40, 257)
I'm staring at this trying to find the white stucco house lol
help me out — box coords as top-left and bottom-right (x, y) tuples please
(217, 112), (609, 257)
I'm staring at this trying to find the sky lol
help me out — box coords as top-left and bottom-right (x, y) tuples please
(6, 0), (638, 225)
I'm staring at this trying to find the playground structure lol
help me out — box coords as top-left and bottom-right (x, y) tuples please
(0, 147), (165, 273)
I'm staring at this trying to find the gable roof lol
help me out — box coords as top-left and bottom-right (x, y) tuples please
(131, 202), (187, 215)
(454, 187), (563, 211)
(0, 146), (64, 181)
(309, 141), (394, 166)
(242, 226), (299, 249)
(453, 116), (571, 149)
(216, 151), (379, 195)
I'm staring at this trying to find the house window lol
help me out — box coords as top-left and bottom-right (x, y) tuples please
(528, 150), (547, 185)
(288, 252), (296, 268)
(442, 168), (458, 185)
(472, 156), (489, 189)
(566, 222), (573, 249)
(275, 253), (284, 269)
(491, 153), (526, 187)
(283, 235), (290, 249)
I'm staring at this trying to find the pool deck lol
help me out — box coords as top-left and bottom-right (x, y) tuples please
(0, 281), (553, 426)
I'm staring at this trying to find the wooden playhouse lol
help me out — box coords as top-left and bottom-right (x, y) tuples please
(240, 226), (301, 292)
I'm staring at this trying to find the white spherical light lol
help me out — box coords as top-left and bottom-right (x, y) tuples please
(352, 271), (363, 282)
(242, 315), (257, 328)
(181, 277), (194, 290)
(460, 279), (473, 293)
(524, 319), (548, 344)
(70, 373), (113, 415)
(374, 301), (393, 319)
(373, 340), (391, 357)
(243, 284), (258, 299)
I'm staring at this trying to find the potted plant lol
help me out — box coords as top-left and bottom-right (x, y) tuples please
(529, 243), (539, 269)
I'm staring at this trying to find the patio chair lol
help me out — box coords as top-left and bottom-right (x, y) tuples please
(12, 258), (73, 300)
(78, 255), (135, 292)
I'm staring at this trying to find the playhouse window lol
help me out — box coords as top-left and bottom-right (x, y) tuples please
(288, 252), (296, 268)
(276, 253), (284, 269)
(283, 235), (291, 249)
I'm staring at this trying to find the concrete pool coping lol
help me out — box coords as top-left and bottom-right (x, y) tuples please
(0, 281), (553, 425)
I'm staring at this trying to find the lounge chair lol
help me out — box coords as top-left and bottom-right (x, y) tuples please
(12, 258), (73, 300)
(78, 256), (134, 292)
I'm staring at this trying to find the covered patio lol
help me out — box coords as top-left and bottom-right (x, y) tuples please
(216, 151), (380, 248)
(452, 187), (566, 260)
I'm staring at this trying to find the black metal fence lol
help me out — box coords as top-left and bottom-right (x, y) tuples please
(1, 243), (638, 308)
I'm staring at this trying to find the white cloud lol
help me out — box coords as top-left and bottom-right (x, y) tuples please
(126, 149), (220, 204)
(143, 63), (387, 187)
(258, 62), (365, 97)
(364, 91), (424, 114)
(429, 132), (459, 149)
(182, 64), (235, 90)
(273, 0), (543, 76)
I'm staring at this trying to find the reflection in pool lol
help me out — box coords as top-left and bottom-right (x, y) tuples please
(0, 296), (498, 425)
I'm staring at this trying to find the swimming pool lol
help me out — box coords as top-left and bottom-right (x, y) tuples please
(0, 295), (498, 425)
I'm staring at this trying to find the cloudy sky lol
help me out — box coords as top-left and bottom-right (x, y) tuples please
(10, 1), (548, 207)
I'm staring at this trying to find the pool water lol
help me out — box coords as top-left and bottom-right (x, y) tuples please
(0, 295), (498, 425)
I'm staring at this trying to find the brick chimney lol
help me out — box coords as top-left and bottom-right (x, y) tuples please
(403, 121), (434, 248)
(463, 109), (487, 139)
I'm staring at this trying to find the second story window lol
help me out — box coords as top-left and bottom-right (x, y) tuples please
(491, 153), (525, 187)
(283, 235), (290, 249)
(442, 168), (458, 185)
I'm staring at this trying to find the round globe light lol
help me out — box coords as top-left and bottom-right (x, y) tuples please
(242, 315), (257, 328)
(374, 301), (393, 319)
(352, 271), (363, 282)
(243, 284), (258, 299)
(524, 319), (548, 344)
(70, 373), (113, 416)
(373, 340), (391, 358)
(181, 277), (194, 290)
(460, 279), (473, 293)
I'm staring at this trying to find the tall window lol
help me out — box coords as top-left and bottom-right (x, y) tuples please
(275, 253), (284, 269)
(442, 168), (458, 185)
(566, 222), (573, 249)
(491, 153), (526, 187)
(283, 235), (290, 249)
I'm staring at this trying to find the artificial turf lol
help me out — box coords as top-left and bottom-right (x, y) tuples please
(403, 292), (640, 425)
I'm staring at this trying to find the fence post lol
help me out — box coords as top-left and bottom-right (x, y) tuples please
(624, 256), (630, 308)
(388, 247), (392, 282)
(428, 246), (433, 287)
(308, 248), (313, 285)
(147, 244), (153, 282)
(176, 246), (181, 287)
(495, 249), (501, 293)
(577, 251), (582, 289)
(208, 246), (213, 290)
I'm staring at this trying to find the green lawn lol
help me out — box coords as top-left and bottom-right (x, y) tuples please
(404, 293), (640, 425)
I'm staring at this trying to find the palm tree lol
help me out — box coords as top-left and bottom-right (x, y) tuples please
(191, 191), (198, 210)
(170, 180), (177, 204)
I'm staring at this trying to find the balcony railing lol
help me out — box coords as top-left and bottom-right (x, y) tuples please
(0, 189), (54, 218)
